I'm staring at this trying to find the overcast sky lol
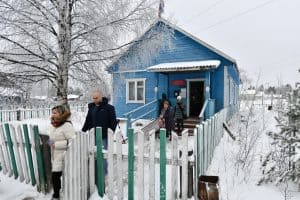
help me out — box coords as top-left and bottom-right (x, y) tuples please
(163, 0), (300, 87)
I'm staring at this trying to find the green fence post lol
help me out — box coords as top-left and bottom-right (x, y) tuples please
(33, 125), (46, 192)
(160, 128), (166, 200)
(4, 123), (18, 179)
(23, 124), (36, 186)
(96, 127), (104, 197)
(128, 128), (134, 200)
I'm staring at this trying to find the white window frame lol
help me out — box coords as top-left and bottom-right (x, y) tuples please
(126, 78), (146, 104)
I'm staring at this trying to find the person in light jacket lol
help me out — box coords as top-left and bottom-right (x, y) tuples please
(48, 105), (75, 200)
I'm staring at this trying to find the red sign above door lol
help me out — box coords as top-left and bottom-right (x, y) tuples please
(171, 80), (186, 86)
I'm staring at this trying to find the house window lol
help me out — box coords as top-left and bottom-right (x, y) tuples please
(126, 79), (146, 103)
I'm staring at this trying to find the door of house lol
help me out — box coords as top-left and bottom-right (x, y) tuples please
(188, 80), (204, 117)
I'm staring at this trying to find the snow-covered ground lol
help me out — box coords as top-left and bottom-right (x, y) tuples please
(207, 99), (300, 200)
(1, 98), (299, 199)
(0, 173), (50, 200)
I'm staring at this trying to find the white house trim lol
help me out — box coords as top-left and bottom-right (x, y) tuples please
(125, 78), (146, 104)
(113, 69), (147, 74)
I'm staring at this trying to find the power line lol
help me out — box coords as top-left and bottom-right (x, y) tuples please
(193, 0), (282, 32)
(182, 0), (226, 25)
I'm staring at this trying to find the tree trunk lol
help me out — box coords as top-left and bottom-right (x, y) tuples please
(56, 1), (72, 106)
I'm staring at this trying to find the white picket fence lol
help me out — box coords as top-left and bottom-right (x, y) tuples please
(0, 104), (87, 122)
(60, 108), (228, 200)
(62, 132), (91, 200)
(0, 107), (228, 199)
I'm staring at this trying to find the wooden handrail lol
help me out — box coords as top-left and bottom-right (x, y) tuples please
(199, 99), (208, 122)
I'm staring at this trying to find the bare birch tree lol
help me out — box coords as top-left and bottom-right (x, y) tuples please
(0, 0), (159, 104)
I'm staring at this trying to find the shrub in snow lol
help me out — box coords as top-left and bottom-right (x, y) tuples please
(259, 88), (300, 187)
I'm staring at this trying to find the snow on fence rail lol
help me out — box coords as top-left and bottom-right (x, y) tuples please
(0, 104), (87, 122)
(0, 108), (228, 200)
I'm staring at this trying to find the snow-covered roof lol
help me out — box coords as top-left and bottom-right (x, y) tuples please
(68, 94), (80, 99)
(240, 89), (256, 95)
(147, 60), (221, 72)
(32, 95), (47, 100)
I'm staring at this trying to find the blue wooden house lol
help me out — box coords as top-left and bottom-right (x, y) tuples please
(107, 19), (240, 123)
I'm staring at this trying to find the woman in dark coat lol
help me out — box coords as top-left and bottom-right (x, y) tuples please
(159, 100), (175, 139)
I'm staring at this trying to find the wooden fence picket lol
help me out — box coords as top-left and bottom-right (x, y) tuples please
(0, 124), (11, 176)
(181, 129), (188, 200)
(29, 125), (40, 188)
(34, 125), (47, 193)
(171, 132), (179, 199)
(22, 124), (36, 185)
(88, 130), (95, 195)
(116, 131), (124, 200)
(4, 123), (18, 179)
(107, 129), (114, 199)
(149, 130), (156, 200)
(160, 128), (166, 200)
(137, 130), (145, 200)
(128, 128), (134, 200)
(9, 124), (24, 182)
(96, 127), (104, 197)
(0, 125), (8, 175)
(17, 125), (30, 184)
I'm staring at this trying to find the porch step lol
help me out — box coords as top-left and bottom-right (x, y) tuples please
(175, 117), (200, 136)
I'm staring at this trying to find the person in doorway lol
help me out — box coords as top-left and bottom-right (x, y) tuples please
(159, 100), (175, 140)
(81, 90), (117, 178)
(48, 105), (75, 200)
(174, 95), (185, 133)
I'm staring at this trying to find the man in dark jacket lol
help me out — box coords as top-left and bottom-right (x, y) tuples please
(82, 90), (117, 179)
(82, 90), (117, 137)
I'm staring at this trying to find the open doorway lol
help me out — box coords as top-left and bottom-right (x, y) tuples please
(187, 80), (205, 117)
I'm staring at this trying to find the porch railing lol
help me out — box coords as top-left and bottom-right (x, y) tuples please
(199, 99), (208, 122)
(123, 99), (158, 128)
